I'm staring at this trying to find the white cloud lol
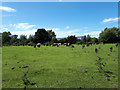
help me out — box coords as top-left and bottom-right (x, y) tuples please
(13, 23), (36, 30)
(3, 28), (8, 30)
(56, 29), (81, 37)
(58, 0), (62, 2)
(46, 28), (60, 31)
(65, 26), (70, 29)
(102, 17), (119, 23)
(11, 29), (37, 38)
(0, 6), (16, 12)
(84, 31), (101, 37)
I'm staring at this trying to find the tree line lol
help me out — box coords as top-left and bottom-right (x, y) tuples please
(1, 27), (120, 46)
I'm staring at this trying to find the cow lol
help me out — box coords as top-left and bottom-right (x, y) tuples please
(88, 42), (92, 46)
(57, 43), (61, 47)
(36, 43), (41, 48)
(86, 43), (89, 47)
(53, 43), (57, 46)
(82, 45), (85, 49)
(71, 45), (74, 48)
(34, 45), (36, 48)
(110, 47), (113, 52)
(66, 43), (71, 47)
(95, 48), (98, 53)
(116, 43), (118, 47)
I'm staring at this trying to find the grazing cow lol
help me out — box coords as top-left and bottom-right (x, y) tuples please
(71, 45), (74, 48)
(88, 42), (92, 45)
(43, 44), (45, 46)
(116, 43), (118, 47)
(46, 44), (48, 46)
(34, 45), (36, 48)
(110, 47), (113, 52)
(86, 44), (89, 47)
(66, 43), (71, 47)
(36, 43), (41, 48)
(57, 43), (61, 47)
(82, 45), (85, 49)
(53, 43), (57, 46)
(95, 48), (98, 53)
(63, 43), (71, 47)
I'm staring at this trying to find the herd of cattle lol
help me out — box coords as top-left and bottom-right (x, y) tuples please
(34, 42), (119, 54)
(34, 43), (71, 48)
(34, 42), (119, 48)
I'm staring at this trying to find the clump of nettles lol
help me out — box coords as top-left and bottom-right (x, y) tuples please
(95, 56), (106, 73)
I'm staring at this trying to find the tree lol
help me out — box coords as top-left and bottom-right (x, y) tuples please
(91, 37), (98, 43)
(58, 38), (68, 44)
(51, 37), (58, 43)
(47, 30), (56, 39)
(19, 35), (27, 45)
(99, 27), (118, 43)
(86, 34), (91, 42)
(76, 39), (82, 45)
(10, 35), (18, 45)
(28, 35), (34, 43)
(118, 30), (120, 42)
(81, 36), (86, 44)
(34, 29), (51, 44)
(2, 31), (11, 45)
(11, 35), (18, 39)
(67, 35), (77, 44)
(0, 33), (2, 47)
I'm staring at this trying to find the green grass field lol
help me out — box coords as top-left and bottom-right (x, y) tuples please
(2, 44), (118, 88)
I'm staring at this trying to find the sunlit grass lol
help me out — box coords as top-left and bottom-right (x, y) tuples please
(2, 44), (118, 88)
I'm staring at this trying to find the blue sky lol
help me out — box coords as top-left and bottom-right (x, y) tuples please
(0, 2), (118, 38)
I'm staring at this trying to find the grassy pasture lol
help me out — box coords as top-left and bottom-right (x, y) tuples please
(2, 44), (118, 88)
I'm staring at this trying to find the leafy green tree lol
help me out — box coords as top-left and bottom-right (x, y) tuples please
(86, 34), (91, 42)
(67, 35), (77, 44)
(81, 36), (86, 44)
(0, 33), (2, 47)
(47, 30), (56, 39)
(34, 29), (51, 44)
(118, 30), (120, 42)
(76, 39), (82, 44)
(19, 35), (27, 45)
(51, 37), (58, 43)
(11, 35), (18, 39)
(99, 27), (118, 43)
(28, 35), (34, 43)
(58, 38), (68, 44)
(2, 31), (11, 45)
(91, 37), (98, 43)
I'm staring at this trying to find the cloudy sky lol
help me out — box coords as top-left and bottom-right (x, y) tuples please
(0, 2), (118, 38)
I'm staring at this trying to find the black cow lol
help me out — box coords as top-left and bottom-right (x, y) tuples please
(110, 47), (113, 52)
(116, 43), (118, 47)
(95, 48), (98, 53)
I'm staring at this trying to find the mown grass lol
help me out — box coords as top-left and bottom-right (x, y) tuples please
(2, 44), (118, 88)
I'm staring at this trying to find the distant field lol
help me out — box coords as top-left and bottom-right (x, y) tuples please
(2, 44), (118, 88)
